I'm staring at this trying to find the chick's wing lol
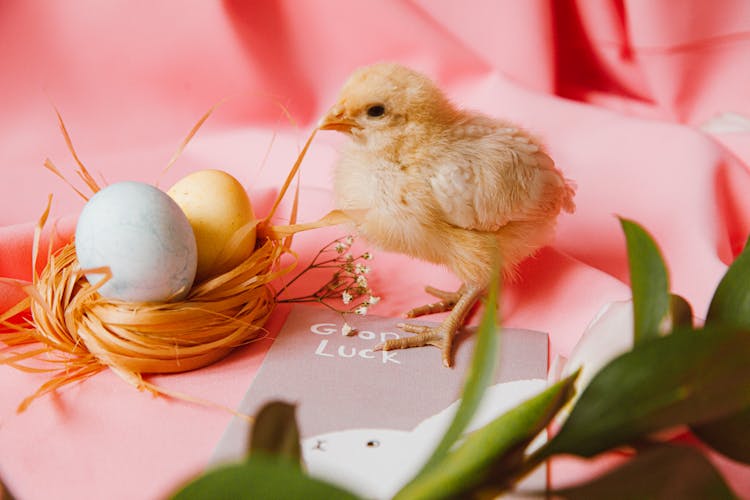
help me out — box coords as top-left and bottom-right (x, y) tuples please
(429, 124), (571, 232)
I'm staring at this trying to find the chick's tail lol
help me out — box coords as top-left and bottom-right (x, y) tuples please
(562, 178), (577, 214)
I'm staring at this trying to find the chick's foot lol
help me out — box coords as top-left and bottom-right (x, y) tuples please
(404, 285), (466, 318)
(374, 322), (456, 368)
(376, 284), (483, 368)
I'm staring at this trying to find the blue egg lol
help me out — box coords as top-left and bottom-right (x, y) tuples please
(75, 181), (198, 302)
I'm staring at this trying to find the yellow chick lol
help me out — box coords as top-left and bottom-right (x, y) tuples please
(319, 63), (575, 367)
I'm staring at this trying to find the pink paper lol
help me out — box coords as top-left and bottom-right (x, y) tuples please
(1, 1), (749, 498)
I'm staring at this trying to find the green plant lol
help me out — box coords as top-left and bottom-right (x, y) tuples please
(171, 219), (750, 499)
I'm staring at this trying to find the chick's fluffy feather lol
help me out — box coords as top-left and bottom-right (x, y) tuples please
(331, 63), (575, 287)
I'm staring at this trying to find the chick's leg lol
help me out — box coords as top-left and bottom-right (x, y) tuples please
(404, 285), (466, 318)
(375, 284), (484, 368)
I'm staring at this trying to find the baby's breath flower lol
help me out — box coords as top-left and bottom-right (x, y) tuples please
(275, 236), (378, 318)
(355, 263), (370, 274)
(341, 323), (353, 336)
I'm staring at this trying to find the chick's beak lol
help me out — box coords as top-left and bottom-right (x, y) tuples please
(318, 106), (359, 134)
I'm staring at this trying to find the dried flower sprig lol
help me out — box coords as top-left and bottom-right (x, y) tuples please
(275, 236), (379, 329)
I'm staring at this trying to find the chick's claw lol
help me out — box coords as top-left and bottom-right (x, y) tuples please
(425, 285), (465, 301)
(404, 301), (456, 318)
(374, 322), (457, 368)
(404, 285), (465, 318)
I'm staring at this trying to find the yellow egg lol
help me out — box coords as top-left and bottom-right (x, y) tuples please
(167, 169), (256, 281)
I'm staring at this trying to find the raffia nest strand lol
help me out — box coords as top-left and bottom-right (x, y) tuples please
(0, 112), (327, 413)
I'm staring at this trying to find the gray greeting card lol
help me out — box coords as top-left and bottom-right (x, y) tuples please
(213, 305), (549, 498)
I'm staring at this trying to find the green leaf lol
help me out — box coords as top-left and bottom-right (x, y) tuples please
(668, 294), (693, 329)
(248, 401), (302, 466)
(693, 408), (750, 464)
(705, 233), (750, 327)
(543, 326), (750, 458)
(620, 218), (671, 344)
(411, 269), (501, 477)
(694, 235), (750, 464)
(394, 373), (578, 500)
(553, 445), (737, 500)
(170, 455), (361, 500)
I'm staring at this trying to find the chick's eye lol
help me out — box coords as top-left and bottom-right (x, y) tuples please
(366, 105), (385, 118)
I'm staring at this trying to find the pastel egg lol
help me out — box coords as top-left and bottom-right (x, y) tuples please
(167, 169), (256, 281)
(75, 181), (198, 302)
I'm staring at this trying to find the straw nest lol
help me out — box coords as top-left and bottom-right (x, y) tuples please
(0, 110), (325, 413)
(2, 227), (287, 412)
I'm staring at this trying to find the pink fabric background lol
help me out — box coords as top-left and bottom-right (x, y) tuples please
(1, 1), (749, 498)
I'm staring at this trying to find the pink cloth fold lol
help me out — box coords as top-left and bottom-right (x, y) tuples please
(2, 1), (749, 498)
